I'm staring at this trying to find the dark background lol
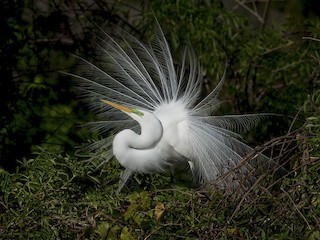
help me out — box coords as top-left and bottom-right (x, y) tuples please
(1, 0), (319, 170)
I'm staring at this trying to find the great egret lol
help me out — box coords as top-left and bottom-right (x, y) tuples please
(70, 23), (269, 191)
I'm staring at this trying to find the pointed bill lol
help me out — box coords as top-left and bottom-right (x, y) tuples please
(100, 99), (133, 113)
(100, 99), (144, 117)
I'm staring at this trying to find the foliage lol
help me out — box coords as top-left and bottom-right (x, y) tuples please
(0, 135), (319, 239)
(0, 0), (81, 169)
(142, 0), (317, 112)
(0, 0), (141, 169)
(2, 0), (320, 169)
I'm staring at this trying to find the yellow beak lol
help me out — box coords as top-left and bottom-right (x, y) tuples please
(100, 99), (133, 113)
(101, 99), (144, 117)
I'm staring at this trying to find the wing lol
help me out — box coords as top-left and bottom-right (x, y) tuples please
(172, 114), (271, 187)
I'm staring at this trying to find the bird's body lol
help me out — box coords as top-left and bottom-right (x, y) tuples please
(71, 23), (270, 190)
(113, 101), (188, 173)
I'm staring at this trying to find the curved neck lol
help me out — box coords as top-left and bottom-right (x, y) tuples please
(112, 112), (164, 173)
(113, 112), (163, 152)
(133, 117), (163, 149)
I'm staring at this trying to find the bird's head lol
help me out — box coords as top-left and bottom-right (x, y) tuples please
(101, 99), (163, 139)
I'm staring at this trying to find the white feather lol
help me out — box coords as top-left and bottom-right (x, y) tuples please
(70, 23), (270, 191)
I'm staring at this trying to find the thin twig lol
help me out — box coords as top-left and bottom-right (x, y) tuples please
(227, 174), (265, 222)
(302, 37), (320, 42)
(232, 0), (264, 23)
(261, 0), (270, 28)
(280, 187), (312, 230)
(278, 107), (303, 158)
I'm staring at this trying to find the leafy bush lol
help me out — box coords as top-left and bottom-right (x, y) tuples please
(1, 133), (319, 239)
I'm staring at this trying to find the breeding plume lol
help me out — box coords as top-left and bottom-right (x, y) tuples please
(71, 24), (268, 191)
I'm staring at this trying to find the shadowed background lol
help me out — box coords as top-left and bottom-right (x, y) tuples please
(1, 0), (319, 170)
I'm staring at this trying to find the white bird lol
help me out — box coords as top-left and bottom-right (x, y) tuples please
(69, 23), (269, 191)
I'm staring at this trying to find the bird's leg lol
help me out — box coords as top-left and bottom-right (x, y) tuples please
(170, 166), (175, 186)
(188, 161), (194, 173)
(188, 161), (198, 186)
(117, 168), (133, 193)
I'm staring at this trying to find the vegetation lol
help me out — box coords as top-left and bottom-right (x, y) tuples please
(1, 0), (320, 239)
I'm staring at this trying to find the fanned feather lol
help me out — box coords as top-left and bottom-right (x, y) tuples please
(72, 23), (271, 191)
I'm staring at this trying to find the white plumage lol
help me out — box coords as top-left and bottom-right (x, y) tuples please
(69, 23), (269, 191)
